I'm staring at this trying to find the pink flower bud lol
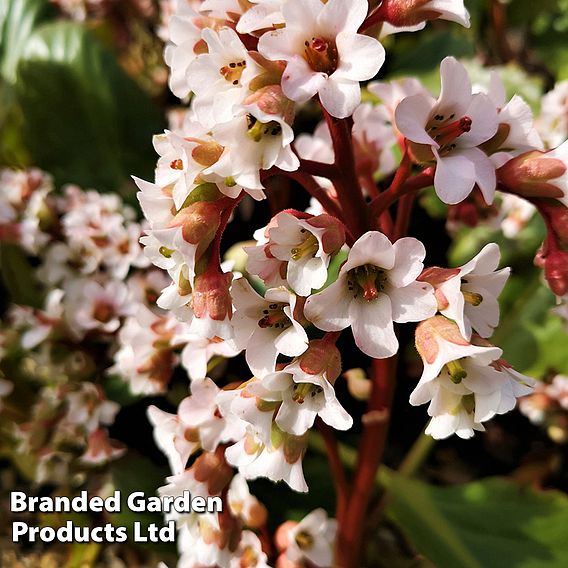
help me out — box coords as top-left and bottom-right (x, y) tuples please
(244, 85), (295, 125)
(193, 270), (233, 322)
(497, 151), (567, 200)
(537, 247), (568, 297)
(169, 201), (222, 257)
(379, 0), (452, 27)
(275, 521), (298, 552)
(298, 339), (342, 383)
(415, 316), (469, 365)
(418, 267), (461, 311)
(306, 214), (346, 255)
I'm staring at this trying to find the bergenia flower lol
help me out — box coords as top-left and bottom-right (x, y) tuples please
(419, 243), (510, 339)
(231, 279), (309, 377)
(305, 231), (437, 358)
(258, 0), (385, 118)
(395, 56), (498, 204)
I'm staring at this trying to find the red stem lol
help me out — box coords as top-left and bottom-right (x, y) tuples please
(393, 192), (417, 240)
(370, 168), (434, 221)
(297, 157), (339, 180)
(335, 355), (398, 568)
(323, 110), (369, 240)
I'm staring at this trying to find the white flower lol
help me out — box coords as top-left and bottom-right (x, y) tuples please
(254, 361), (352, 435)
(66, 383), (119, 434)
(421, 243), (510, 339)
(186, 27), (260, 128)
(230, 530), (270, 568)
(305, 231), (437, 359)
(258, 0), (385, 118)
(227, 474), (266, 526)
(109, 305), (178, 395)
(411, 339), (535, 439)
(164, 1), (206, 98)
(499, 194), (536, 238)
(177, 332), (240, 380)
(395, 56), (499, 204)
(537, 80), (568, 148)
(209, 103), (299, 192)
(64, 279), (132, 340)
(481, 72), (543, 166)
(225, 426), (308, 492)
(286, 508), (337, 567)
(232, 279), (309, 376)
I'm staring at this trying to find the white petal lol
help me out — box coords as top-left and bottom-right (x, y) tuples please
(281, 56), (327, 103)
(317, 0), (368, 35)
(395, 94), (437, 145)
(334, 32), (385, 81)
(348, 296), (398, 358)
(389, 237), (426, 287)
(389, 281), (437, 323)
(318, 77), (361, 119)
(433, 150), (476, 204)
(304, 277), (351, 331)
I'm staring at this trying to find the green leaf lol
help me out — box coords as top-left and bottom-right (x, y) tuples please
(14, 21), (164, 192)
(0, 0), (53, 82)
(0, 243), (44, 308)
(385, 474), (568, 568)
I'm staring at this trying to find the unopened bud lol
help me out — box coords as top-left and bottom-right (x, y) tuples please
(415, 316), (469, 365)
(298, 339), (342, 383)
(169, 201), (222, 257)
(497, 150), (567, 200)
(306, 214), (346, 255)
(379, 0), (452, 27)
(244, 85), (295, 125)
(193, 270), (233, 321)
(275, 521), (298, 553)
(192, 452), (233, 495)
(538, 247), (568, 297)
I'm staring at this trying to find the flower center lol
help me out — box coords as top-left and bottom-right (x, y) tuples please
(291, 232), (319, 261)
(295, 530), (314, 550)
(303, 37), (338, 75)
(446, 360), (467, 384)
(347, 264), (388, 301)
(246, 114), (282, 142)
(258, 302), (290, 330)
(93, 301), (114, 323)
(462, 290), (483, 306)
(219, 59), (247, 86)
(291, 383), (323, 404)
(427, 113), (472, 154)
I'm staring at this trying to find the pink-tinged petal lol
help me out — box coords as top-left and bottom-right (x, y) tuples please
(459, 93), (498, 146)
(318, 77), (361, 119)
(389, 237), (427, 287)
(433, 150), (476, 204)
(304, 277), (351, 331)
(334, 33), (385, 81)
(395, 94), (437, 145)
(317, 0), (368, 35)
(348, 295), (398, 358)
(343, 231), (395, 272)
(486, 71), (506, 106)
(281, 56), (327, 104)
(437, 57), (472, 116)
(389, 281), (437, 323)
